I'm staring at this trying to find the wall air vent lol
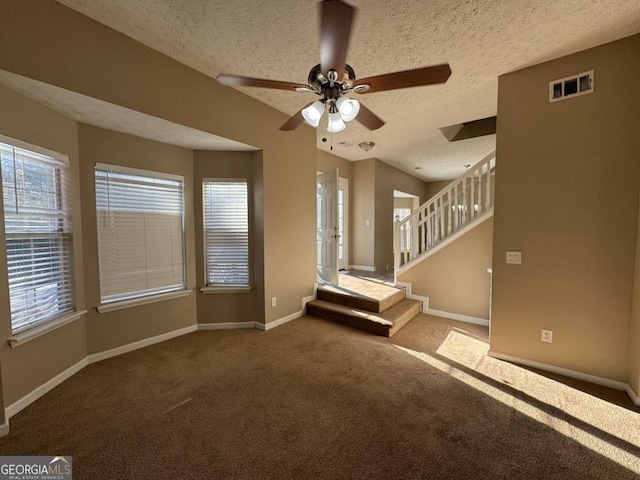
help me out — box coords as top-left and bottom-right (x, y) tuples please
(549, 70), (594, 103)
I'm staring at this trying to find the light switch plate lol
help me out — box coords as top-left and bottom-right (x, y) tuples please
(506, 250), (522, 264)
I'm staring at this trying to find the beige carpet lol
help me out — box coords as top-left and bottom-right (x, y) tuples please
(1, 314), (639, 479)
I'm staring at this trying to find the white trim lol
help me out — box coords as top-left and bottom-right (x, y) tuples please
(424, 308), (489, 327)
(258, 286), (318, 331)
(350, 265), (376, 272)
(87, 324), (197, 363)
(0, 419), (9, 438)
(396, 282), (429, 311)
(97, 289), (193, 313)
(625, 384), (640, 406)
(397, 209), (494, 276)
(95, 162), (183, 182)
(5, 357), (89, 419)
(200, 286), (251, 294)
(8, 310), (87, 348)
(488, 350), (632, 395)
(0, 133), (68, 163)
(198, 322), (256, 330)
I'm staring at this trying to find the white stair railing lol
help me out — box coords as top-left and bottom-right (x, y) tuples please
(394, 151), (495, 279)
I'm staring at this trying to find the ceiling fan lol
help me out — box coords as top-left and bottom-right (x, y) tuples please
(216, 0), (451, 133)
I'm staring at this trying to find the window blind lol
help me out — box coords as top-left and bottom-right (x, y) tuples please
(1, 141), (75, 332)
(95, 164), (185, 303)
(203, 180), (249, 287)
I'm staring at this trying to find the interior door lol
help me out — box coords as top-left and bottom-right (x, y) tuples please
(317, 169), (339, 284)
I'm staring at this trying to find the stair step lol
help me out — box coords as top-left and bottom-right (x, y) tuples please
(306, 298), (421, 337)
(316, 286), (405, 313)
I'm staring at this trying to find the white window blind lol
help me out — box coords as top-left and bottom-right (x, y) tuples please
(1, 141), (75, 332)
(95, 164), (185, 304)
(203, 180), (249, 287)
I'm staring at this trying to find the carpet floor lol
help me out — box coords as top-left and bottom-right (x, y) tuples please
(1, 314), (639, 479)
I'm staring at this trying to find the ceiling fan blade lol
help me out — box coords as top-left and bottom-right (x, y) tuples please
(319, 0), (355, 79)
(355, 64), (452, 94)
(217, 74), (308, 92)
(280, 102), (314, 131)
(356, 103), (385, 131)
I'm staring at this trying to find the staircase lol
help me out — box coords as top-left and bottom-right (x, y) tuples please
(306, 275), (421, 337)
(394, 150), (495, 280)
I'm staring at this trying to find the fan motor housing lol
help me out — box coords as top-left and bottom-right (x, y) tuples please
(307, 63), (356, 91)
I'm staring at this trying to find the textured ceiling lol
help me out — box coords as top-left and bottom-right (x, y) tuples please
(54, 0), (640, 180)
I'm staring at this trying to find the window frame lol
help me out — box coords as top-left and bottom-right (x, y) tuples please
(0, 133), (84, 338)
(94, 162), (187, 308)
(201, 178), (251, 293)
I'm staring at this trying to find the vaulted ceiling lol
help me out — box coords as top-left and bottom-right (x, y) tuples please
(56, 0), (640, 180)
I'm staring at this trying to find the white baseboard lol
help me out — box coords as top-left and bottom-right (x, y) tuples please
(396, 282), (429, 311)
(424, 308), (489, 327)
(0, 419), (9, 438)
(87, 324), (198, 364)
(258, 286), (318, 332)
(5, 357), (89, 420)
(198, 322), (256, 330)
(625, 384), (640, 406)
(349, 265), (376, 272)
(488, 350), (635, 401)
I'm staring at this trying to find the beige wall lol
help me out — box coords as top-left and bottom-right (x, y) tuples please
(398, 217), (494, 319)
(628, 192), (640, 395)
(193, 151), (262, 324)
(425, 180), (453, 200)
(491, 35), (640, 381)
(374, 160), (430, 273)
(352, 159), (376, 268)
(0, 0), (317, 325)
(0, 84), (88, 406)
(78, 125), (197, 354)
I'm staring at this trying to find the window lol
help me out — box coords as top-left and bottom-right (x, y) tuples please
(394, 207), (411, 221)
(202, 179), (249, 288)
(1, 140), (76, 332)
(95, 164), (185, 304)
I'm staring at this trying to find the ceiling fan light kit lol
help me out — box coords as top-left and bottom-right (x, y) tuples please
(301, 100), (325, 127)
(216, 0), (452, 133)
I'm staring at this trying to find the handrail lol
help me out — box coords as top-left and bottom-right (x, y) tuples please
(394, 150), (495, 281)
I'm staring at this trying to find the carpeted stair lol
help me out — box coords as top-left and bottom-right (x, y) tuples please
(307, 282), (421, 337)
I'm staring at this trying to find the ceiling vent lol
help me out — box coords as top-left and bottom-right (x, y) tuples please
(549, 70), (594, 103)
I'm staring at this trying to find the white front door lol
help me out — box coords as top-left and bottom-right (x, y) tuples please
(317, 169), (339, 284)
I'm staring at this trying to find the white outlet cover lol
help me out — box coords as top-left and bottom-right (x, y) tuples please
(506, 250), (522, 264)
(541, 329), (553, 343)
(271, 297), (277, 307)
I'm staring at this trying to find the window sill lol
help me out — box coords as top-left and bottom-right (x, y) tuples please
(200, 286), (252, 294)
(97, 289), (193, 314)
(8, 309), (88, 348)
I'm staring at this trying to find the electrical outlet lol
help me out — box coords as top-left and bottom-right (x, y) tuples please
(365, 219), (370, 227)
(271, 297), (277, 307)
(541, 329), (553, 343)
(506, 250), (522, 264)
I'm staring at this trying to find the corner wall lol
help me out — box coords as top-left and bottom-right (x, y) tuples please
(491, 34), (640, 381)
(78, 125), (197, 354)
(0, 84), (88, 407)
(0, 0), (317, 326)
(374, 160), (430, 273)
(193, 150), (263, 325)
